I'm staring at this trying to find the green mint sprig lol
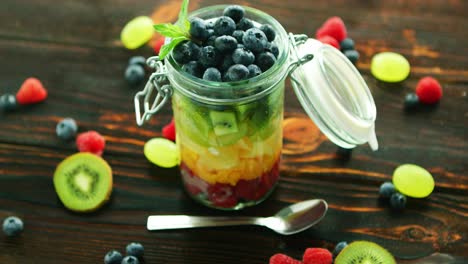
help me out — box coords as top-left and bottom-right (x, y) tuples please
(153, 0), (191, 59)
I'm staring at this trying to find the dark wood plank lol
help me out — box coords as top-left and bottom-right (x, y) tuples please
(1, 0), (467, 263)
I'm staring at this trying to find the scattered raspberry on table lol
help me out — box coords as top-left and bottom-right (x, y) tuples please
(16, 77), (48, 105)
(76, 131), (106, 156)
(416, 76), (443, 104)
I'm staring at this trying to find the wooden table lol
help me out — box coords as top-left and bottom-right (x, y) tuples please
(1, 0), (467, 263)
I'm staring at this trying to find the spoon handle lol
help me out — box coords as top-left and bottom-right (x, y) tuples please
(147, 215), (261, 231)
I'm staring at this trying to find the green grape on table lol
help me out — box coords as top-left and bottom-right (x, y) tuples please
(144, 138), (180, 168)
(393, 164), (434, 198)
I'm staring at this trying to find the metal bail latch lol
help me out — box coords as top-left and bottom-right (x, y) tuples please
(134, 56), (173, 126)
(286, 33), (314, 83)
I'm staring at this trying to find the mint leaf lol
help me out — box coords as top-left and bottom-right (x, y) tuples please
(159, 36), (188, 59)
(154, 23), (186, 37)
(153, 0), (191, 59)
(176, 0), (190, 30)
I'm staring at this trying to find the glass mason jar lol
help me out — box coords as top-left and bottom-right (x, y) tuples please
(134, 5), (378, 210)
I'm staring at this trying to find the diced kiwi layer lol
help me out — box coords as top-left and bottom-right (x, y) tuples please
(174, 83), (283, 147)
(53, 153), (113, 213)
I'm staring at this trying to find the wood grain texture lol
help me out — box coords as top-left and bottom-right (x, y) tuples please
(1, 0), (467, 263)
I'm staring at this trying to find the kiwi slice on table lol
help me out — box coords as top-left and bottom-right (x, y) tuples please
(335, 241), (396, 264)
(53, 153), (113, 213)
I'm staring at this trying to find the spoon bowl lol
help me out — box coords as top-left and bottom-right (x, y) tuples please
(147, 199), (328, 235)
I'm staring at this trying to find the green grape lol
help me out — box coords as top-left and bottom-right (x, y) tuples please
(371, 52), (410, 83)
(121, 16), (154, 49)
(393, 164), (434, 198)
(144, 138), (180, 168)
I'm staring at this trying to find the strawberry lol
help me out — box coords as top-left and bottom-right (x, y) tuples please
(76, 131), (106, 156)
(315, 16), (347, 42)
(162, 119), (176, 142)
(16, 78), (48, 105)
(302, 248), (332, 264)
(317, 35), (340, 49)
(269, 253), (302, 264)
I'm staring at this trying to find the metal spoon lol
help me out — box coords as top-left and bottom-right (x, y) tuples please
(147, 199), (328, 235)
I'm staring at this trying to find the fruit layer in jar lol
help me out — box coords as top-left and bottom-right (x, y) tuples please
(173, 84), (284, 209)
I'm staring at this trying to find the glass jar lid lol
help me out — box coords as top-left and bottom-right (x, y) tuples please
(288, 37), (378, 150)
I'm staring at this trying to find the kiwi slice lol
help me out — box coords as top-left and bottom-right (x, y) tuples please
(53, 153), (113, 213)
(209, 110), (239, 136)
(335, 241), (396, 264)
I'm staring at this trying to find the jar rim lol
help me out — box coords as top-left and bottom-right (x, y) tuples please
(165, 5), (290, 103)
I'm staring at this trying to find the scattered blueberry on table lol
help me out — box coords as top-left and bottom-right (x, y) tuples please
(56, 118), (78, 141)
(104, 249), (123, 264)
(0, 93), (17, 112)
(2, 216), (24, 236)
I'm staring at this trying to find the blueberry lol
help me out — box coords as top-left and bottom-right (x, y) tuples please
(340, 38), (355, 51)
(236, 18), (254, 31)
(0, 93), (17, 112)
(128, 56), (146, 67)
(2, 216), (23, 236)
(121, 256), (140, 264)
(56, 118), (78, 141)
(225, 64), (249, 82)
(206, 20), (215, 29)
(172, 42), (192, 64)
(205, 35), (217, 47)
(207, 29), (215, 37)
(199, 46), (221, 67)
(214, 16), (236, 36)
(379, 182), (396, 198)
(266, 43), (279, 58)
(104, 250), (123, 264)
(242, 28), (268, 53)
(344, 49), (359, 64)
(215, 35), (238, 53)
(404, 93), (420, 110)
(125, 64), (145, 85)
(189, 17), (209, 41)
(247, 64), (262, 78)
(259, 24), (276, 42)
(255, 52), (276, 71)
(223, 5), (245, 23)
(333, 241), (348, 257)
(187, 41), (201, 60)
(182, 61), (204, 78)
(220, 53), (235, 72)
(390, 192), (407, 210)
(126, 242), (144, 259)
(232, 30), (244, 43)
(203, 68), (222, 82)
(237, 44), (245, 49)
(232, 48), (255, 66)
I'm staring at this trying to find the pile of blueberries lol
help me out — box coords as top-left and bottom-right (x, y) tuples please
(174, 5), (279, 82)
(104, 242), (145, 264)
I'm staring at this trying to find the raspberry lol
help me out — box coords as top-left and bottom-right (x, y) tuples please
(315, 16), (347, 42)
(415, 76), (442, 104)
(153, 37), (165, 55)
(207, 183), (238, 208)
(302, 248), (332, 264)
(269, 254), (302, 264)
(317, 35), (339, 49)
(234, 178), (262, 201)
(16, 78), (48, 105)
(76, 131), (106, 156)
(162, 119), (176, 142)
